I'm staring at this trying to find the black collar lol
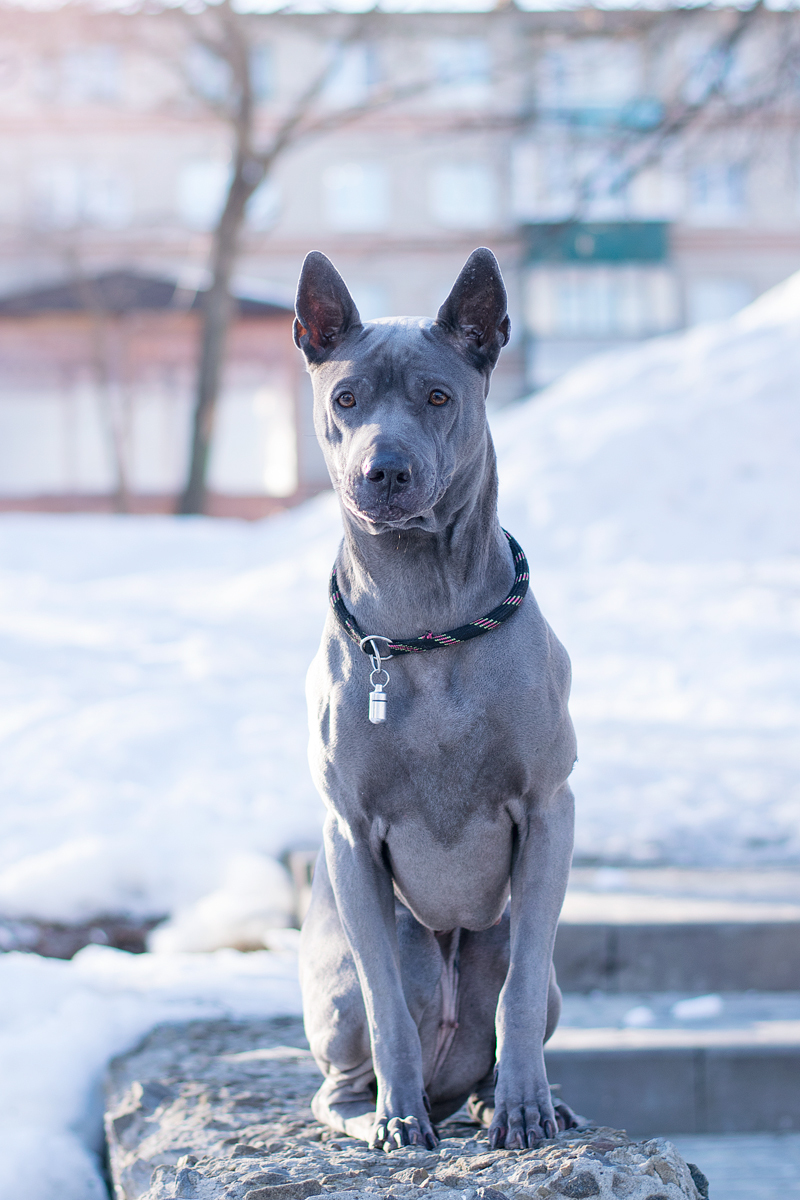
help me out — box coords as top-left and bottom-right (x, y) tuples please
(330, 529), (529, 655)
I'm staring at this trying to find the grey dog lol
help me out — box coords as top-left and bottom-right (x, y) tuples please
(295, 248), (578, 1154)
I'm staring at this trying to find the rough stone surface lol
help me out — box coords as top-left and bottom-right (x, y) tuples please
(105, 1018), (706, 1200)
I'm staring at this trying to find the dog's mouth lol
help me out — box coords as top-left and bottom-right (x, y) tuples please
(345, 498), (424, 529)
(342, 489), (441, 531)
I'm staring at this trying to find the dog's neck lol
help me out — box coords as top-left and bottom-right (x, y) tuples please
(334, 426), (516, 641)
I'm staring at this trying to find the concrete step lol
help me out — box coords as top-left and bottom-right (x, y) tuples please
(555, 867), (800, 991)
(554, 920), (800, 991)
(546, 992), (800, 1137)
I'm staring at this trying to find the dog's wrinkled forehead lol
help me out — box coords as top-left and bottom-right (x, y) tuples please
(293, 249), (510, 383)
(311, 318), (484, 399)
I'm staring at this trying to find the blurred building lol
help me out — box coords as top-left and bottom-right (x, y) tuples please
(0, 270), (315, 516)
(0, 3), (798, 510)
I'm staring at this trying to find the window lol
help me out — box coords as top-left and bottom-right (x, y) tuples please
(33, 164), (80, 229)
(524, 265), (679, 338)
(186, 43), (232, 104)
(60, 46), (120, 104)
(687, 162), (747, 224)
(245, 179), (280, 231)
(321, 44), (377, 109)
(177, 161), (230, 231)
(346, 283), (390, 320)
(538, 39), (642, 113)
(511, 138), (629, 221)
(429, 163), (497, 229)
(250, 45), (273, 103)
(511, 140), (574, 220)
(209, 383), (297, 498)
(32, 164), (131, 230)
(584, 160), (629, 221)
(322, 162), (389, 232)
(82, 169), (131, 229)
(429, 39), (491, 107)
(678, 31), (743, 106)
(629, 166), (684, 220)
(686, 278), (752, 326)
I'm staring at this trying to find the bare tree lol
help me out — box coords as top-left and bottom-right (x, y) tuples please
(175, 4), (430, 515)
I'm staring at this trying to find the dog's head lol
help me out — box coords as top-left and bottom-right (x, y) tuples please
(294, 249), (510, 534)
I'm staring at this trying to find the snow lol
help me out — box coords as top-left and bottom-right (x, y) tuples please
(0, 269), (799, 1199)
(492, 268), (800, 864)
(494, 268), (800, 565)
(148, 852), (296, 953)
(0, 502), (340, 927)
(0, 944), (302, 1200)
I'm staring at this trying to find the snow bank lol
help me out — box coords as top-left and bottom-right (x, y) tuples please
(494, 267), (800, 565)
(0, 500), (340, 928)
(491, 268), (800, 864)
(0, 944), (302, 1200)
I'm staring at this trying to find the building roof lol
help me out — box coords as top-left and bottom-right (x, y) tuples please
(0, 270), (294, 318)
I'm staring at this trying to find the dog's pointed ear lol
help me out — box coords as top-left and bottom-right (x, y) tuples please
(434, 248), (510, 372)
(294, 252), (361, 364)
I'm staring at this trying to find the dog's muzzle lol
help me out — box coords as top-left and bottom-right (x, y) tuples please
(348, 449), (431, 526)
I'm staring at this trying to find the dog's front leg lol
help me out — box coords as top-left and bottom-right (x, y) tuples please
(324, 817), (437, 1150)
(490, 783), (575, 1150)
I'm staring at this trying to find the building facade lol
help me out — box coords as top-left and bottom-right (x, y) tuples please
(0, 271), (317, 514)
(0, 2), (798, 506)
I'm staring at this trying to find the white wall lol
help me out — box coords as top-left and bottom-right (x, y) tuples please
(0, 373), (298, 498)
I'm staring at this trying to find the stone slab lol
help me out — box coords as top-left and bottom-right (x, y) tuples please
(105, 1017), (706, 1200)
(553, 923), (800, 992)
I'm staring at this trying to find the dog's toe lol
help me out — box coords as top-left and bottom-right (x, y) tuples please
(490, 1101), (557, 1149)
(554, 1099), (583, 1131)
(372, 1114), (437, 1151)
(488, 1114), (507, 1150)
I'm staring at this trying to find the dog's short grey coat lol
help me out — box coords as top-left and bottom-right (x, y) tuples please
(295, 249), (578, 1153)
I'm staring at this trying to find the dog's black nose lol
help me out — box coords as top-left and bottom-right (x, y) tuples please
(362, 452), (412, 489)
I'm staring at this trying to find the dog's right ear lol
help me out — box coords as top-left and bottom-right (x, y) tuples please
(434, 248), (510, 373)
(294, 252), (362, 364)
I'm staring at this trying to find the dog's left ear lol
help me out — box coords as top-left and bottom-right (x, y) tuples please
(434, 248), (510, 372)
(294, 251), (362, 364)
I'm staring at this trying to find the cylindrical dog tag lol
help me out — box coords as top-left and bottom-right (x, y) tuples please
(369, 684), (387, 724)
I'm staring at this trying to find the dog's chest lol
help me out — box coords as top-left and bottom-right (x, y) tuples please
(313, 646), (542, 824)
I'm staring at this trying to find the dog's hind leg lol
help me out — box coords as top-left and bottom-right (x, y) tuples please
(300, 846), (377, 1140)
(300, 846), (445, 1143)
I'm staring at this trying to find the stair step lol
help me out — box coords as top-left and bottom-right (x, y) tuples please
(554, 920), (800, 991)
(547, 992), (800, 1136)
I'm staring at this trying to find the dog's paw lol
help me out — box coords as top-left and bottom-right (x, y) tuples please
(372, 1114), (438, 1151)
(488, 1098), (557, 1150)
(554, 1099), (583, 1132)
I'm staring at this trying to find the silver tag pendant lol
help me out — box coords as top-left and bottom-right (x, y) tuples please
(359, 636), (393, 727)
(369, 682), (387, 724)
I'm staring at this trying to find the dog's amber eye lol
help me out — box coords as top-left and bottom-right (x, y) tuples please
(428, 390), (449, 406)
(336, 392), (356, 408)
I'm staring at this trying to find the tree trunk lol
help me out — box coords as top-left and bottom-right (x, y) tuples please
(178, 161), (256, 515)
